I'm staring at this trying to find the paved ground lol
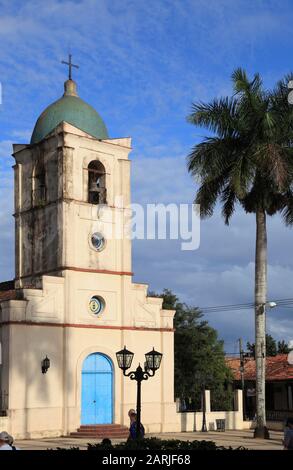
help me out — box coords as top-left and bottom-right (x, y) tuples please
(16, 429), (283, 450)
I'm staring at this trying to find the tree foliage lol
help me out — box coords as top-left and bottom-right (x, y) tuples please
(187, 69), (293, 429)
(277, 340), (292, 354)
(187, 68), (293, 225)
(150, 289), (233, 411)
(247, 334), (292, 356)
(55, 438), (248, 451)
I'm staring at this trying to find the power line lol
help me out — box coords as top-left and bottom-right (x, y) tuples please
(198, 297), (293, 314)
(201, 302), (254, 311)
(202, 299), (293, 310)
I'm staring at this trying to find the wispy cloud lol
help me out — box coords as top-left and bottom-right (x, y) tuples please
(1, 0), (293, 347)
(132, 153), (293, 345)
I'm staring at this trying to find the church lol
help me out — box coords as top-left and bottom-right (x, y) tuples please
(0, 62), (180, 438)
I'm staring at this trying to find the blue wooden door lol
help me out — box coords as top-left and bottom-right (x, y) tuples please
(81, 353), (113, 424)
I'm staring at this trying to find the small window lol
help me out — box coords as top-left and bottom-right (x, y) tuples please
(89, 296), (105, 315)
(88, 160), (107, 204)
(33, 161), (46, 205)
(91, 232), (106, 252)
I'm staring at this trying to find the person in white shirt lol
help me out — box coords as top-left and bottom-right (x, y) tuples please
(0, 431), (20, 450)
(0, 431), (12, 450)
(6, 432), (20, 450)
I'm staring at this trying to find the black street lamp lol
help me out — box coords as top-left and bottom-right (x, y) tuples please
(41, 356), (50, 374)
(116, 346), (163, 439)
(195, 372), (212, 432)
(200, 380), (208, 432)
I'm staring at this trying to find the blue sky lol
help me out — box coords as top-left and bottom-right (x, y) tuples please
(1, 0), (293, 351)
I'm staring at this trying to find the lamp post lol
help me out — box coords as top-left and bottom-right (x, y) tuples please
(195, 372), (211, 432)
(116, 346), (163, 439)
(201, 380), (208, 432)
(239, 338), (247, 420)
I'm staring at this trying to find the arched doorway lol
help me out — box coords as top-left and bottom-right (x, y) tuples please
(81, 353), (113, 425)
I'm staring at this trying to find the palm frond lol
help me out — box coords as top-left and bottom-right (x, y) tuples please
(187, 137), (235, 180)
(229, 150), (255, 198)
(195, 174), (228, 218)
(281, 189), (293, 225)
(231, 68), (250, 94)
(255, 144), (293, 190)
(188, 68), (293, 222)
(220, 185), (237, 225)
(187, 97), (238, 138)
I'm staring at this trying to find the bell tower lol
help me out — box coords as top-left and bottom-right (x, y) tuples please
(13, 77), (132, 288)
(1, 62), (179, 440)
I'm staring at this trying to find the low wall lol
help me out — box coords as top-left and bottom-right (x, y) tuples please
(267, 421), (285, 431)
(178, 410), (253, 431)
(177, 389), (254, 431)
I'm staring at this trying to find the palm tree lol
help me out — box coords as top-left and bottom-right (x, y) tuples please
(187, 69), (293, 438)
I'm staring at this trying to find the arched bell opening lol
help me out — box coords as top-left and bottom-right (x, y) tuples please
(33, 160), (46, 206)
(87, 160), (107, 205)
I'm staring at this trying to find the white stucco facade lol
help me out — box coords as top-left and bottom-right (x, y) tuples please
(0, 120), (180, 438)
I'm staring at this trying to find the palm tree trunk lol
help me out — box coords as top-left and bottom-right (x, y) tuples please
(254, 208), (269, 438)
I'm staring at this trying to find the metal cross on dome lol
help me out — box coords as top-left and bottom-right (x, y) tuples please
(61, 54), (79, 80)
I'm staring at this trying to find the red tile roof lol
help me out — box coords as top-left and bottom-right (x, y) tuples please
(0, 290), (17, 301)
(226, 354), (293, 381)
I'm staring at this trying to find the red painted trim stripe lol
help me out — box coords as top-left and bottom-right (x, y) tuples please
(0, 321), (174, 332)
(16, 266), (133, 280)
(65, 267), (133, 276)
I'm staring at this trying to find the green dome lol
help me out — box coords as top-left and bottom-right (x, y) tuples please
(31, 79), (109, 144)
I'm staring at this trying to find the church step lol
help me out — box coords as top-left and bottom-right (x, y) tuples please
(70, 424), (129, 438)
(70, 431), (129, 437)
(79, 424), (127, 430)
(73, 431), (129, 435)
(76, 428), (129, 434)
(75, 430), (128, 434)
(77, 428), (129, 432)
(70, 433), (129, 439)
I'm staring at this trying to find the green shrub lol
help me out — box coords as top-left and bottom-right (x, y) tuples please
(54, 438), (248, 451)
